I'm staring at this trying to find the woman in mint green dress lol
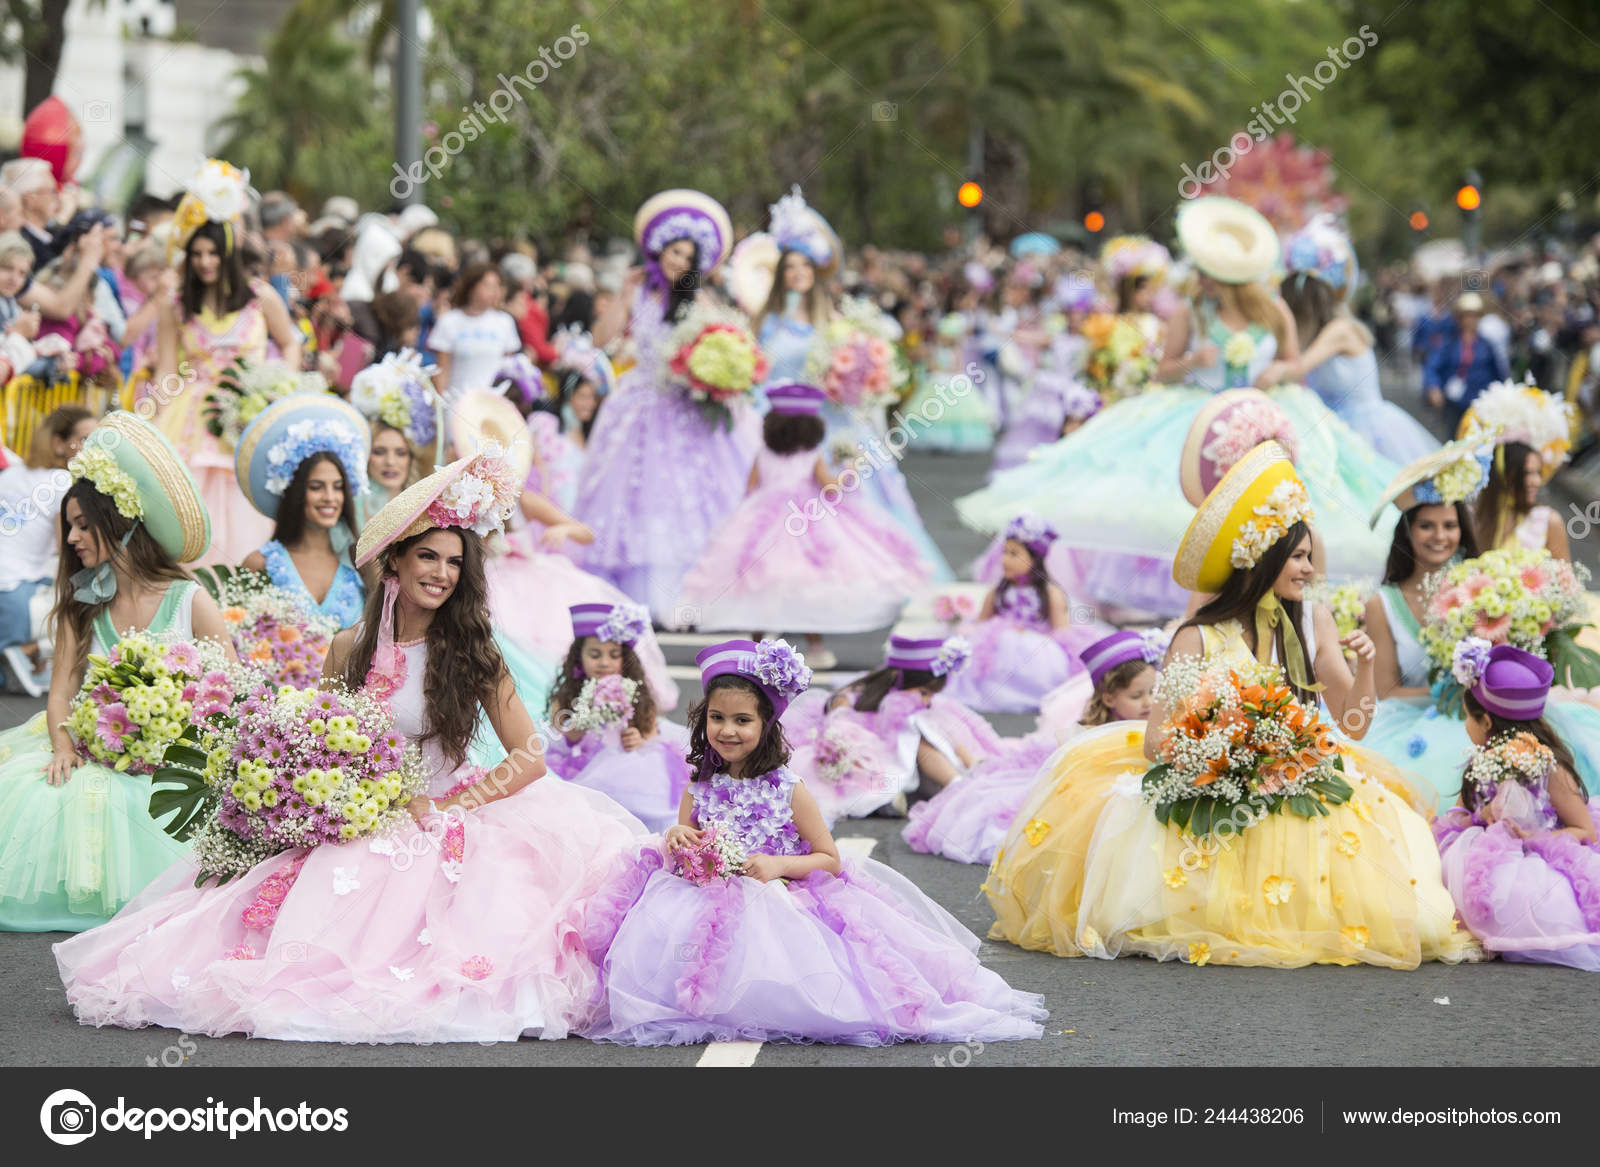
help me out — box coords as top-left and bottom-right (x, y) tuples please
(957, 197), (1399, 618)
(1362, 440), (1600, 811)
(0, 412), (231, 931)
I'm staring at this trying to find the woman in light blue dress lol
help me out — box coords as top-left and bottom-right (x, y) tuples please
(1362, 441), (1600, 810)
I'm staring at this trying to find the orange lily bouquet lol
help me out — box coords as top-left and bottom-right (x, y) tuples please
(1141, 655), (1353, 837)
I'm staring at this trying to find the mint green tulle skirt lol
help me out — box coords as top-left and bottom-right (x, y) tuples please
(1362, 695), (1600, 814)
(468, 632), (559, 770)
(904, 372), (997, 453)
(956, 385), (1400, 584)
(0, 713), (189, 932)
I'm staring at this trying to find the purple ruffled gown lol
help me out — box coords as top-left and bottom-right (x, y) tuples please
(1433, 779), (1600, 971)
(545, 720), (692, 834)
(581, 767), (1046, 1046)
(572, 289), (756, 622)
(940, 584), (1106, 714)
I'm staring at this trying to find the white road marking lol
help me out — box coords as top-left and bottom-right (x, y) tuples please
(836, 836), (879, 859)
(696, 1040), (763, 1067)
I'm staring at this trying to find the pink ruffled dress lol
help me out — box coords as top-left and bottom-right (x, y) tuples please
(677, 448), (930, 634)
(53, 638), (649, 1043)
(581, 767), (1046, 1046)
(545, 719), (692, 833)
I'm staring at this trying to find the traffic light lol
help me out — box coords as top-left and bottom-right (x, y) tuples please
(1457, 169), (1482, 255)
(958, 181), (983, 208)
(1084, 211), (1105, 233)
(1409, 208), (1429, 232)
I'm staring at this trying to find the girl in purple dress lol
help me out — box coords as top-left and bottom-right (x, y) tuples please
(943, 514), (1104, 714)
(573, 190), (753, 622)
(1433, 644), (1600, 970)
(545, 602), (690, 832)
(582, 638), (1046, 1046)
(904, 629), (1164, 865)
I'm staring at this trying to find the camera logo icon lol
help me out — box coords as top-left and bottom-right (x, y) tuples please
(871, 101), (898, 122)
(83, 99), (111, 123)
(1462, 269), (1489, 292)
(40, 1088), (97, 1145)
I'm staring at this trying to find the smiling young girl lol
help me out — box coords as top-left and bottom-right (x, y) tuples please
(55, 450), (648, 1042)
(581, 637), (1046, 1046)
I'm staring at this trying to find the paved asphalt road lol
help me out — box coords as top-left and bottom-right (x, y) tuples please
(2, 366), (1598, 1069)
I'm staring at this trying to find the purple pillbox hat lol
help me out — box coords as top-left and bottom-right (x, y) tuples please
(1472, 643), (1554, 720)
(765, 382), (827, 417)
(884, 633), (970, 677)
(696, 638), (811, 716)
(569, 601), (649, 646)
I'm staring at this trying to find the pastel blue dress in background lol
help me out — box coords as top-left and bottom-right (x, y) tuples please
(1304, 345), (1437, 466)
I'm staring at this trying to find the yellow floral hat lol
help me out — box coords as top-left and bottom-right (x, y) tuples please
(167, 157), (251, 263)
(1173, 440), (1312, 592)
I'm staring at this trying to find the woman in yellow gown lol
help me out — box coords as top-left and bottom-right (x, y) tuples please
(985, 441), (1477, 969)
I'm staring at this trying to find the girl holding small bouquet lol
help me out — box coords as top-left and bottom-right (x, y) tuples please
(676, 382), (930, 665)
(546, 602), (690, 831)
(943, 514), (1105, 714)
(55, 450), (648, 1043)
(0, 412), (232, 931)
(1433, 644), (1600, 970)
(581, 638), (1046, 1046)
(906, 629), (1164, 866)
(786, 633), (1014, 821)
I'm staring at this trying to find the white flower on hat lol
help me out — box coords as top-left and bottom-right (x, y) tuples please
(187, 158), (249, 223)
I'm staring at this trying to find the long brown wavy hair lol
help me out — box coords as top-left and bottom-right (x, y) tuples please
(341, 528), (507, 767)
(52, 478), (189, 676)
(1473, 441), (1536, 552)
(549, 637), (658, 736)
(754, 248), (834, 337)
(1212, 280), (1291, 353)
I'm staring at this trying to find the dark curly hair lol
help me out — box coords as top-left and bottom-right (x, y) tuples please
(686, 674), (791, 779)
(342, 528), (507, 768)
(762, 410), (825, 456)
(549, 636), (658, 736)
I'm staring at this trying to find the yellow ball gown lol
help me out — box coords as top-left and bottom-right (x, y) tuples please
(984, 621), (1479, 969)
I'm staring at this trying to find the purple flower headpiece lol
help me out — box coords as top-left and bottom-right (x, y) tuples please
(1003, 513), (1058, 557)
(570, 601), (649, 647)
(1450, 636), (1495, 689)
(931, 636), (972, 678)
(494, 353), (544, 410)
(696, 638), (811, 716)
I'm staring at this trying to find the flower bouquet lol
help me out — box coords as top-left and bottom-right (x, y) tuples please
(1140, 655), (1352, 837)
(1081, 313), (1156, 403)
(669, 823), (750, 886)
(804, 296), (910, 411)
(1419, 546), (1600, 707)
(206, 358), (331, 451)
(215, 576), (339, 691)
(65, 634), (241, 774)
(1221, 332), (1257, 388)
(151, 682), (428, 884)
(666, 301), (769, 428)
(1304, 579), (1369, 663)
(565, 674), (640, 735)
(931, 589), (980, 626)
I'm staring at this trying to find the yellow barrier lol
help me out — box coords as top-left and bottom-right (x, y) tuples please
(1, 373), (131, 455)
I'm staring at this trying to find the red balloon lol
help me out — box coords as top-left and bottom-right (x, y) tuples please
(21, 96), (83, 185)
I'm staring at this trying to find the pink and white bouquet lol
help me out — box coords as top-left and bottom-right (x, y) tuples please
(153, 681), (428, 883)
(666, 301), (769, 427)
(565, 674), (640, 734)
(66, 633), (240, 774)
(1420, 546), (1599, 689)
(669, 823), (749, 886)
(804, 296), (909, 409)
(216, 577), (339, 691)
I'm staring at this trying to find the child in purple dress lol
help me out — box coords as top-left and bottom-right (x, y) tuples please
(1433, 643), (1600, 970)
(582, 638), (1046, 1046)
(546, 601), (690, 832)
(904, 628), (1164, 865)
(943, 514), (1105, 713)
